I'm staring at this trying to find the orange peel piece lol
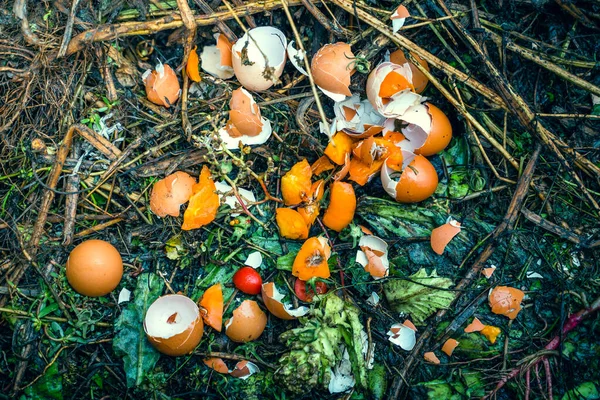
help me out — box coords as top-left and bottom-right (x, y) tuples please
(182, 166), (219, 230)
(311, 155), (335, 176)
(281, 159), (312, 206)
(324, 132), (355, 165)
(292, 237), (331, 281)
(199, 283), (223, 332)
(480, 325), (502, 344)
(186, 46), (202, 82)
(297, 180), (325, 227)
(441, 338), (459, 356)
(276, 208), (309, 240)
(322, 181), (356, 232)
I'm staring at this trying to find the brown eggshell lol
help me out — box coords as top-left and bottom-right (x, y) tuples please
(144, 294), (204, 356)
(144, 63), (180, 108)
(389, 49), (430, 94)
(464, 317), (485, 333)
(489, 286), (524, 320)
(261, 282), (295, 320)
(226, 88), (264, 137)
(395, 155), (438, 203)
(149, 171), (197, 217)
(441, 338), (459, 356)
(415, 104), (452, 156)
(424, 351), (440, 364)
(225, 300), (267, 343)
(204, 358), (230, 374)
(66, 239), (123, 297)
(430, 219), (461, 255)
(311, 42), (355, 97)
(229, 360), (260, 378)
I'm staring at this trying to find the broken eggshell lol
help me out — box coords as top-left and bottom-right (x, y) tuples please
(381, 151), (438, 203)
(391, 103), (453, 156)
(214, 181), (256, 216)
(218, 87), (272, 149)
(387, 322), (416, 351)
(200, 33), (234, 80)
(287, 40), (308, 76)
(311, 42), (355, 102)
(143, 62), (181, 108)
(333, 95), (385, 138)
(144, 294), (204, 356)
(389, 49), (430, 94)
(366, 62), (421, 118)
(489, 286), (524, 320)
(430, 217), (462, 255)
(356, 235), (389, 279)
(203, 358), (260, 379)
(225, 300), (267, 343)
(441, 338), (459, 356)
(232, 26), (287, 91)
(390, 5), (410, 33)
(261, 282), (309, 320)
(149, 171), (196, 217)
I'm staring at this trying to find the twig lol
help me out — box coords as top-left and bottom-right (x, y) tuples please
(57, 0), (82, 58)
(300, 0), (350, 36)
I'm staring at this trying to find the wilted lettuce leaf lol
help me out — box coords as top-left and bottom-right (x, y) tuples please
(383, 268), (455, 324)
(113, 273), (164, 387)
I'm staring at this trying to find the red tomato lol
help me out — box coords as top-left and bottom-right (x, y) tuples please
(294, 279), (328, 302)
(232, 267), (262, 295)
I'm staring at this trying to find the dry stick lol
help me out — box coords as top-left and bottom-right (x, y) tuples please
(485, 29), (600, 98)
(434, 0), (600, 211)
(65, 0), (304, 55)
(192, 0), (237, 42)
(554, 0), (598, 30)
(329, 0), (506, 109)
(281, 0), (331, 137)
(520, 208), (583, 246)
(390, 144), (543, 399)
(176, 0), (197, 141)
(300, 0), (350, 36)
(229, 0), (257, 29)
(62, 145), (81, 246)
(57, 0), (82, 58)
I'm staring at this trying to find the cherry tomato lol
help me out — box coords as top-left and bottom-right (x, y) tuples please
(294, 279), (328, 302)
(232, 267), (262, 295)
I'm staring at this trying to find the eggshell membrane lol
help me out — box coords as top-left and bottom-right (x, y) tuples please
(276, 208), (309, 240)
(144, 63), (180, 108)
(464, 317), (485, 333)
(441, 338), (459, 356)
(200, 33), (234, 80)
(381, 153), (438, 203)
(204, 357), (230, 374)
(150, 171), (196, 217)
(488, 286), (524, 319)
(414, 104), (452, 156)
(292, 237), (331, 281)
(430, 219), (461, 255)
(232, 27), (287, 91)
(66, 239), (123, 297)
(322, 181), (356, 232)
(424, 352), (440, 364)
(199, 283), (223, 331)
(144, 294), (204, 356)
(261, 282), (309, 320)
(390, 49), (430, 94)
(311, 42), (355, 100)
(225, 300), (267, 343)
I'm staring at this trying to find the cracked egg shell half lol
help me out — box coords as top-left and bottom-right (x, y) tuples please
(201, 33), (234, 80)
(144, 294), (204, 356)
(366, 62), (422, 118)
(261, 282), (309, 320)
(66, 239), (123, 297)
(150, 171), (196, 217)
(143, 63), (180, 108)
(389, 103), (452, 156)
(489, 286), (524, 320)
(225, 300), (267, 343)
(232, 27), (287, 91)
(311, 42), (355, 102)
(389, 49), (430, 94)
(381, 151), (438, 203)
(218, 88), (272, 149)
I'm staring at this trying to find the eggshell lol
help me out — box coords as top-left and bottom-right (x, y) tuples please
(311, 42), (355, 101)
(430, 218), (461, 255)
(356, 235), (389, 279)
(232, 27), (287, 91)
(218, 88), (272, 149)
(230, 360), (260, 379)
(424, 351), (441, 364)
(387, 322), (416, 350)
(225, 300), (267, 343)
(381, 152), (438, 203)
(390, 49), (430, 94)
(464, 317), (485, 333)
(66, 239), (123, 297)
(287, 41), (308, 76)
(390, 5), (410, 33)
(261, 282), (309, 320)
(143, 63), (180, 108)
(201, 33), (234, 80)
(366, 62), (420, 117)
(441, 338), (459, 356)
(488, 286), (524, 319)
(403, 103), (452, 156)
(144, 294), (204, 356)
(204, 357), (230, 374)
(150, 171), (196, 217)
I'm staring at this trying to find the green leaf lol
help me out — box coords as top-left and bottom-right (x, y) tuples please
(276, 251), (297, 271)
(368, 364), (387, 400)
(38, 303), (59, 318)
(113, 273), (164, 387)
(562, 382), (600, 400)
(165, 235), (186, 260)
(23, 362), (62, 400)
(383, 268), (455, 324)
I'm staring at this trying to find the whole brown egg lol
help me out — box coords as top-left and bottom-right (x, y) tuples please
(66, 239), (123, 297)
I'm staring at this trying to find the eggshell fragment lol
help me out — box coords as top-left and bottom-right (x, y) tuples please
(387, 322), (416, 350)
(424, 352), (441, 364)
(214, 181), (256, 216)
(66, 240), (123, 297)
(356, 235), (389, 279)
(150, 171), (196, 217)
(390, 49), (430, 94)
(245, 251), (263, 269)
(430, 218), (462, 255)
(287, 41), (308, 76)
(332, 95), (385, 138)
(391, 5), (410, 33)
(199, 283), (223, 332)
(464, 317), (485, 333)
(143, 62), (180, 108)
(144, 294), (204, 356)
(230, 360), (260, 379)
(311, 42), (355, 101)
(381, 151), (438, 203)
(218, 88), (272, 149)
(204, 357), (230, 374)
(225, 300), (267, 343)
(232, 27), (287, 91)
(261, 282), (309, 320)
(397, 103), (453, 156)
(488, 286), (524, 319)
(200, 33), (234, 80)
(482, 266), (497, 278)
(366, 62), (422, 118)
(441, 338), (459, 356)
(182, 166), (219, 231)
